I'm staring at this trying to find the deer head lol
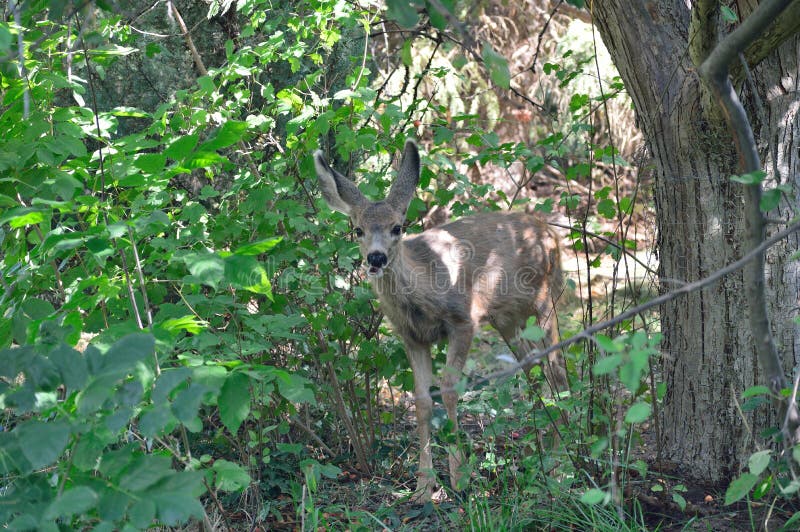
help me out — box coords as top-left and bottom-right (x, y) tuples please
(313, 140), (420, 278)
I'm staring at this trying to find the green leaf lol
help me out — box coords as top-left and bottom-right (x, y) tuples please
(133, 153), (167, 174)
(597, 198), (616, 219)
(98, 333), (154, 377)
(223, 254), (272, 297)
(171, 382), (206, 431)
(164, 134), (199, 160)
(386, 0), (421, 28)
(160, 316), (208, 335)
(720, 5), (738, 23)
(128, 498), (156, 529)
(672, 492), (687, 511)
(45, 486), (98, 519)
(275, 372), (316, 405)
(0, 206), (51, 228)
(759, 188), (781, 212)
(200, 121), (248, 151)
(401, 39), (413, 67)
(748, 449), (771, 476)
(593, 353), (623, 376)
(594, 334), (622, 352)
(580, 488), (607, 505)
(730, 170), (765, 185)
(481, 42), (511, 89)
(725, 473), (758, 505)
(119, 454), (173, 491)
(184, 251), (225, 289)
(212, 459), (252, 492)
(219, 371), (251, 434)
(624, 401), (651, 424)
(427, 0), (453, 30)
(48, 343), (88, 391)
(15, 419), (71, 469)
(233, 237), (283, 256)
(139, 404), (177, 438)
(742, 385), (770, 398)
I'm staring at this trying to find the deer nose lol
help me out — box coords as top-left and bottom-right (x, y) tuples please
(367, 251), (388, 268)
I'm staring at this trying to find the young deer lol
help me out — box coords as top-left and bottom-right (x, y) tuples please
(314, 140), (566, 500)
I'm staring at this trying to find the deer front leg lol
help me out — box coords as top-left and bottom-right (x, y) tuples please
(441, 325), (472, 491)
(405, 341), (435, 500)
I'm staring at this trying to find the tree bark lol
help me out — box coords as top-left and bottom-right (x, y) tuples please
(590, 0), (799, 483)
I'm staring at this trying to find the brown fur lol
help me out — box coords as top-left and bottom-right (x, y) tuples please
(314, 140), (566, 500)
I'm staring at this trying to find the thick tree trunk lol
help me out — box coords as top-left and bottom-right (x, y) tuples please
(591, 1), (799, 483)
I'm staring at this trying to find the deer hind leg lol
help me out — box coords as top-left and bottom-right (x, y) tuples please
(405, 342), (435, 500)
(441, 324), (473, 491)
(494, 309), (566, 393)
(533, 289), (568, 392)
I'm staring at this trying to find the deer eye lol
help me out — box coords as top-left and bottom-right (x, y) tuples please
(353, 227), (364, 238)
(390, 225), (402, 236)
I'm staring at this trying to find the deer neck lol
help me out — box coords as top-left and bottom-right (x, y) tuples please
(371, 240), (413, 300)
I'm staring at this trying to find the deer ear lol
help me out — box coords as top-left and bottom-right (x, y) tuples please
(386, 140), (420, 213)
(313, 150), (367, 215)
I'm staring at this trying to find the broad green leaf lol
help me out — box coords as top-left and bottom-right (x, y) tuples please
(753, 476), (772, 499)
(730, 170), (765, 185)
(219, 371), (251, 434)
(44, 486), (98, 519)
(481, 42), (511, 89)
(427, 0), (454, 29)
(48, 343), (88, 391)
(386, 0), (421, 28)
(15, 419), (71, 469)
(223, 254), (272, 297)
(594, 334), (622, 352)
(624, 401), (651, 424)
(0, 206), (51, 228)
(592, 353), (623, 375)
(742, 385), (770, 398)
(275, 372), (316, 405)
(672, 492), (687, 511)
(99, 333), (154, 376)
(139, 403), (177, 438)
(200, 120), (248, 151)
(580, 488), (607, 505)
(597, 198), (616, 219)
(119, 454), (173, 491)
(233, 237), (283, 256)
(164, 134), (199, 160)
(21, 298), (55, 319)
(721, 5), (738, 23)
(184, 151), (227, 168)
(401, 39), (413, 67)
(160, 316), (208, 335)
(184, 251), (224, 289)
(128, 499), (156, 529)
(725, 473), (758, 505)
(171, 382), (206, 431)
(760, 188), (781, 212)
(212, 459), (252, 492)
(748, 449), (771, 476)
(97, 488), (130, 521)
(133, 153), (167, 174)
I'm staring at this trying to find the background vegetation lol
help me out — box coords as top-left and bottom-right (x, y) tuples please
(0, 1), (797, 530)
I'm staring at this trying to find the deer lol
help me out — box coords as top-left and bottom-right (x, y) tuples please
(313, 139), (567, 501)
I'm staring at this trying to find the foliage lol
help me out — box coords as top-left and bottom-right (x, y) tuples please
(0, 0), (729, 530)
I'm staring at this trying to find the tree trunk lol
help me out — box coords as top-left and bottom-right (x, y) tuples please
(591, 1), (799, 483)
